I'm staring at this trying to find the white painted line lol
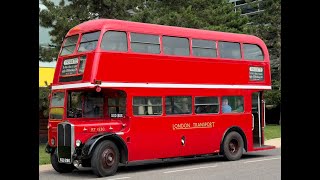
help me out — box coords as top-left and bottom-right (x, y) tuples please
(163, 165), (217, 174)
(105, 177), (131, 180)
(243, 157), (281, 163)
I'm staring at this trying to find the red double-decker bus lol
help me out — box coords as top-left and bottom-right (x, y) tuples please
(45, 19), (275, 177)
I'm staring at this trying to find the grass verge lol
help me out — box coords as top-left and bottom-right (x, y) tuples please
(264, 124), (281, 140)
(39, 144), (50, 165)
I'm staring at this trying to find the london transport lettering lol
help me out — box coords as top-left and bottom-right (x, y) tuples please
(172, 122), (215, 130)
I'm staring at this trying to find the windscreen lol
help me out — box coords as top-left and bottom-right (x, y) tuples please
(49, 92), (65, 120)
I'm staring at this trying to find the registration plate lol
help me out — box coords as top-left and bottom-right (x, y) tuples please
(59, 158), (71, 163)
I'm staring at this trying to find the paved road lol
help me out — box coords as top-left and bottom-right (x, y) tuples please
(39, 148), (281, 180)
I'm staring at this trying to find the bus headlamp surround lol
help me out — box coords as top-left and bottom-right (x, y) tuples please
(76, 139), (82, 147)
(50, 138), (55, 146)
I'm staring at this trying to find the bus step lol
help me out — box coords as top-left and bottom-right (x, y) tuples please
(252, 144), (276, 151)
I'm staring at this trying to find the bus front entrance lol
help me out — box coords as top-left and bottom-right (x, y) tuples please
(252, 92), (275, 150)
(252, 92), (263, 148)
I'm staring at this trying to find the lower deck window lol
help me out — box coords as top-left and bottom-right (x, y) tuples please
(133, 97), (162, 115)
(221, 96), (244, 113)
(195, 96), (219, 114)
(166, 96), (192, 115)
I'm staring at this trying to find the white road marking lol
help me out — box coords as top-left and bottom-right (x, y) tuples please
(243, 157), (281, 163)
(105, 177), (131, 180)
(163, 165), (217, 174)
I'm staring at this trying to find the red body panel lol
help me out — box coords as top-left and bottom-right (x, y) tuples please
(95, 52), (270, 86)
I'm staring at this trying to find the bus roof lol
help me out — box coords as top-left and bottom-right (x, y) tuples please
(66, 19), (264, 45)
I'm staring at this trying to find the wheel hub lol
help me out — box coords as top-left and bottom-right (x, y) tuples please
(229, 139), (239, 154)
(102, 149), (115, 168)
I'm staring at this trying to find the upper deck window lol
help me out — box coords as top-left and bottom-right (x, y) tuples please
(243, 44), (264, 60)
(78, 31), (101, 52)
(192, 39), (217, 58)
(163, 36), (190, 56)
(101, 31), (128, 52)
(130, 33), (160, 54)
(60, 35), (79, 56)
(219, 42), (241, 59)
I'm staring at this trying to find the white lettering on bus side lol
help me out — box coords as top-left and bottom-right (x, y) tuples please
(172, 122), (215, 130)
(172, 123), (191, 130)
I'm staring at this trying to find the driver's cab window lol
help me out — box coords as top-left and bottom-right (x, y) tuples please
(67, 91), (104, 118)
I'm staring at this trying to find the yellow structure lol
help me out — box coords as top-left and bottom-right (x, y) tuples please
(39, 61), (56, 87)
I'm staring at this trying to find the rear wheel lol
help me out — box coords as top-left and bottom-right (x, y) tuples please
(91, 140), (120, 177)
(51, 149), (75, 173)
(222, 131), (244, 161)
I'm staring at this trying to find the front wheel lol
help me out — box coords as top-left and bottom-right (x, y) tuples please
(51, 149), (75, 173)
(222, 131), (244, 161)
(91, 140), (120, 177)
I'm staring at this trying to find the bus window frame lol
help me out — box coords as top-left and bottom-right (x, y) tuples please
(49, 89), (66, 121)
(132, 96), (163, 117)
(165, 96), (193, 116)
(77, 31), (102, 53)
(59, 33), (81, 56)
(217, 41), (243, 60)
(194, 96), (220, 115)
(100, 30), (129, 53)
(59, 55), (87, 79)
(129, 32), (161, 54)
(162, 35), (191, 57)
(242, 43), (265, 61)
(59, 31), (101, 80)
(107, 96), (127, 118)
(66, 90), (107, 119)
(190, 38), (218, 58)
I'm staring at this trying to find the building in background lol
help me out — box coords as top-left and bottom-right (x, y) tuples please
(229, 0), (264, 16)
(39, 61), (56, 87)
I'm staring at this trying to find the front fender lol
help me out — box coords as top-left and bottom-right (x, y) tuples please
(81, 133), (128, 162)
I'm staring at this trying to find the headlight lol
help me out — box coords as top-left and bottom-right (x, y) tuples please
(76, 140), (81, 147)
(50, 138), (55, 146)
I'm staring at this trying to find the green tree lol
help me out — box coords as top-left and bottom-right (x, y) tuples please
(39, 87), (51, 118)
(131, 0), (249, 33)
(39, 0), (144, 61)
(39, 45), (57, 62)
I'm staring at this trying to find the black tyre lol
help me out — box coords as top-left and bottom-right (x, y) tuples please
(51, 149), (75, 173)
(222, 131), (244, 161)
(91, 140), (120, 177)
